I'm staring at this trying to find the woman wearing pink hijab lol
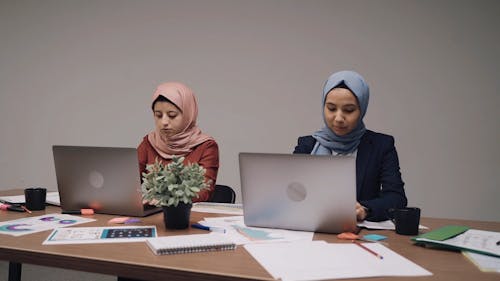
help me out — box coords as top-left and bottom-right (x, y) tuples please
(137, 82), (219, 202)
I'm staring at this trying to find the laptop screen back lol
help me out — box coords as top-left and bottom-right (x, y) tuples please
(239, 152), (357, 234)
(52, 145), (160, 217)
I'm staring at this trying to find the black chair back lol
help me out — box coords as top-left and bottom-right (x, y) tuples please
(210, 184), (236, 203)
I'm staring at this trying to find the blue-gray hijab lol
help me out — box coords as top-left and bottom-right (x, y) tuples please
(311, 70), (370, 155)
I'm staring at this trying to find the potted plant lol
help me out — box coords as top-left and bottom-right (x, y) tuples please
(141, 156), (210, 229)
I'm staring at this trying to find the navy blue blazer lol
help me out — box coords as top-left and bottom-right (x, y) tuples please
(293, 130), (407, 221)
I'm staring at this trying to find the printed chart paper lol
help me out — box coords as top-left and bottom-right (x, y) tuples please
(200, 216), (313, 245)
(43, 225), (157, 245)
(0, 213), (95, 237)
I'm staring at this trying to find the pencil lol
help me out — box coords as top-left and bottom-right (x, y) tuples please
(21, 205), (32, 214)
(353, 240), (383, 259)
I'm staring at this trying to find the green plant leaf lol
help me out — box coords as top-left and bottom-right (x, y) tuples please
(141, 157), (210, 207)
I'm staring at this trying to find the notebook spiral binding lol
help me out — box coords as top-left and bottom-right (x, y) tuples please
(146, 233), (237, 255)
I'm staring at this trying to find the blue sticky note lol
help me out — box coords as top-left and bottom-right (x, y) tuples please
(363, 234), (387, 241)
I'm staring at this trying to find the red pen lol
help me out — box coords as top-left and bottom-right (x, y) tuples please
(353, 240), (384, 259)
(21, 205), (32, 214)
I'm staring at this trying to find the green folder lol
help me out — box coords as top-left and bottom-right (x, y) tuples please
(412, 225), (469, 241)
(412, 226), (500, 258)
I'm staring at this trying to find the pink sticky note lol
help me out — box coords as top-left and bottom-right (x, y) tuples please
(108, 217), (131, 224)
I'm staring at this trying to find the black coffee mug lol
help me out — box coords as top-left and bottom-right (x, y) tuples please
(24, 187), (47, 211)
(388, 207), (421, 235)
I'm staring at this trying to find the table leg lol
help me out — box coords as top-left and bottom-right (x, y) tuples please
(8, 262), (22, 281)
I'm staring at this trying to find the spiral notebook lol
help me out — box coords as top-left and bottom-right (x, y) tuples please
(146, 233), (236, 255)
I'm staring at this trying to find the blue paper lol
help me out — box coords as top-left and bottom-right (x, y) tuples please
(363, 234), (387, 241)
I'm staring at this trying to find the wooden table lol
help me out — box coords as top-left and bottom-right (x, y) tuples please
(1, 190), (499, 281)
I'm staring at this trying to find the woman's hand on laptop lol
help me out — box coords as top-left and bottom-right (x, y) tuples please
(143, 199), (159, 206)
(356, 202), (368, 221)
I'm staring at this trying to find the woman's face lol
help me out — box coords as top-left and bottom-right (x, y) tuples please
(323, 88), (361, 136)
(153, 101), (184, 137)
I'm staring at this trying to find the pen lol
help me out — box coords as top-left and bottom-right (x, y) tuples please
(21, 205), (32, 214)
(62, 209), (95, 215)
(353, 240), (384, 259)
(191, 223), (226, 233)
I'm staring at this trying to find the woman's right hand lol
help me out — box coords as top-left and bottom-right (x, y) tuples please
(143, 199), (159, 206)
(355, 202), (368, 221)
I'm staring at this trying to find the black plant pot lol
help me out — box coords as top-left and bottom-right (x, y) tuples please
(162, 203), (192, 229)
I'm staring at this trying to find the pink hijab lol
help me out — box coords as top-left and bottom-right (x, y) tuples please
(147, 82), (213, 159)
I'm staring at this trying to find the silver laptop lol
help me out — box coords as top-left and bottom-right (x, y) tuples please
(239, 152), (357, 234)
(52, 145), (161, 217)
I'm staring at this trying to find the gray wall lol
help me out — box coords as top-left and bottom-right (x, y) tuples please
(1, 0), (499, 222)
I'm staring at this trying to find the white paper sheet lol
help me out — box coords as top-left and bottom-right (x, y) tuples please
(463, 251), (500, 272)
(192, 202), (243, 215)
(199, 216), (313, 245)
(0, 191), (60, 205)
(244, 241), (432, 281)
(358, 220), (428, 230)
(45, 192), (61, 206)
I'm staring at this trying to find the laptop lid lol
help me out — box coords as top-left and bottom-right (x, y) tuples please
(52, 145), (161, 217)
(239, 152), (357, 234)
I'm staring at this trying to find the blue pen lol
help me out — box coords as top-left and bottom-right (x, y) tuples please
(191, 223), (226, 233)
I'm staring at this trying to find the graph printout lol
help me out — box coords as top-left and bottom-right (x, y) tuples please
(43, 225), (157, 245)
(0, 214), (95, 237)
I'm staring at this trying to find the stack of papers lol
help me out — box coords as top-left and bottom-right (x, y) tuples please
(0, 191), (60, 206)
(413, 226), (500, 273)
(413, 227), (500, 257)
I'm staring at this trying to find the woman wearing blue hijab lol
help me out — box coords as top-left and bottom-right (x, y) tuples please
(294, 70), (407, 221)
